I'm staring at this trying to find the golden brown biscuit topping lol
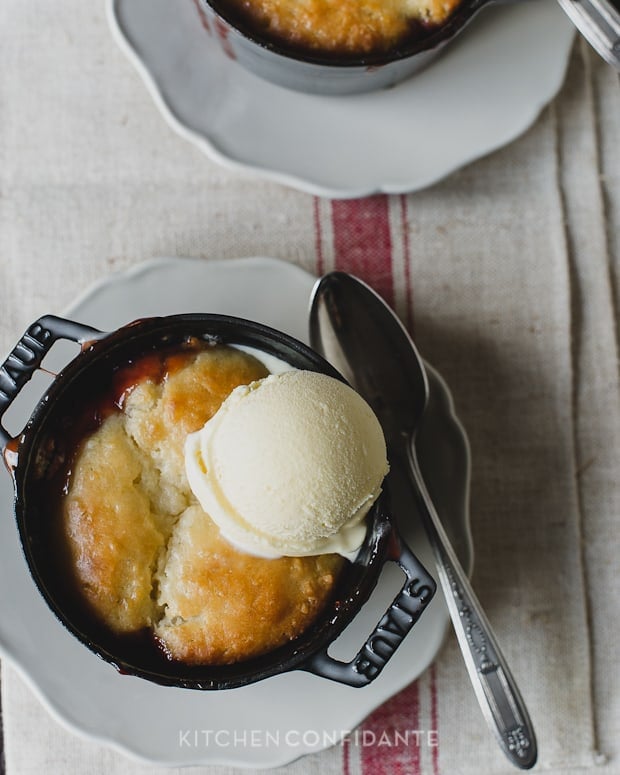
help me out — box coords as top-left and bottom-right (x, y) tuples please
(60, 344), (345, 665)
(225, 0), (463, 55)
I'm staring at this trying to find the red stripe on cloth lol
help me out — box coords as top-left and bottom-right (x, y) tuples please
(331, 197), (394, 306)
(329, 195), (415, 775)
(313, 198), (325, 276)
(430, 664), (441, 775)
(400, 195), (414, 334)
(359, 681), (421, 775)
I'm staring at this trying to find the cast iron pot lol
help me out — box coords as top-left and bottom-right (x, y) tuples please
(0, 313), (435, 690)
(200, 0), (495, 94)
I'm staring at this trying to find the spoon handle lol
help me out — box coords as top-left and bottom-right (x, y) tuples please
(390, 450), (537, 770)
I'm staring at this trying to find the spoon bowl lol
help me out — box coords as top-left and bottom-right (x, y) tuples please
(308, 272), (428, 442)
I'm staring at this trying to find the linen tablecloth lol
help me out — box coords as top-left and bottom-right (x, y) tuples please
(1, 2), (619, 774)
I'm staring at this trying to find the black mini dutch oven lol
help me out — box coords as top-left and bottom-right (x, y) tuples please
(0, 313), (435, 690)
(200, 0), (494, 94)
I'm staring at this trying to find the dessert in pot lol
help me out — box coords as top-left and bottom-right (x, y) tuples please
(218, 0), (463, 56)
(59, 340), (389, 666)
(1, 313), (435, 689)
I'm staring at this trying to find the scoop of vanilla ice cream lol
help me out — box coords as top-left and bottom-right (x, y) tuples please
(184, 370), (389, 558)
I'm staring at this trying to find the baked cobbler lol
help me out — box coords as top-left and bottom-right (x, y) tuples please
(223, 0), (463, 55)
(61, 344), (344, 665)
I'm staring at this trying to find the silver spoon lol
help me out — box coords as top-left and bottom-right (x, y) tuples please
(309, 271), (537, 771)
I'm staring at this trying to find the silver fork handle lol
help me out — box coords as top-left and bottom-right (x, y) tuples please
(391, 448), (537, 770)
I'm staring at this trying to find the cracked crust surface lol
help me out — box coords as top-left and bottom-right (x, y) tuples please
(225, 0), (463, 55)
(156, 505), (342, 664)
(61, 345), (345, 664)
(63, 413), (166, 633)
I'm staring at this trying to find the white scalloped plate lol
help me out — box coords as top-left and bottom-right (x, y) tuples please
(0, 258), (472, 767)
(108, 0), (574, 198)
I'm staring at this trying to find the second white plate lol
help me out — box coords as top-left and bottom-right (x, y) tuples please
(0, 257), (472, 768)
(109, 0), (574, 198)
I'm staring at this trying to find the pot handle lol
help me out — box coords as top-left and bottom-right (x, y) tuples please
(302, 533), (436, 687)
(0, 315), (104, 449)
